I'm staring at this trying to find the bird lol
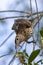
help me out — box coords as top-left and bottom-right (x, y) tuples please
(12, 19), (33, 48)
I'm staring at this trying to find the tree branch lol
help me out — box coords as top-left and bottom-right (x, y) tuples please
(26, 40), (36, 44)
(8, 53), (16, 65)
(0, 10), (29, 14)
(0, 11), (43, 20)
(0, 54), (10, 58)
(0, 31), (14, 47)
(0, 10), (43, 15)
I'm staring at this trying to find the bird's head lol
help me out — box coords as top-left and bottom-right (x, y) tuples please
(15, 33), (25, 48)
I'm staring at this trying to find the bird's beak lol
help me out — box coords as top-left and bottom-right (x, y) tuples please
(15, 37), (19, 48)
(15, 38), (17, 48)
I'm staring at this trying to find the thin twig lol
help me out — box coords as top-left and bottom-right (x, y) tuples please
(33, 14), (42, 28)
(35, 0), (40, 42)
(8, 53), (16, 65)
(30, 0), (35, 52)
(30, 0), (33, 19)
(0, 10), (43, 15)
(16, 40), (36, 52)
(0, 54), (10, 58)
(0, 31), (14, 47)
(0, 16), (29, 20)
(19, 42), (25, 51)
(25, 43), (27, 51)
(0, 11), (43, 20)
(26, 40), (36, 44)
(0, 10), (29, 14)
(37, 59), (43, 64)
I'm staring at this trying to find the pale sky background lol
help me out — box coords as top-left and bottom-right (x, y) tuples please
(0, 0), (43, 65)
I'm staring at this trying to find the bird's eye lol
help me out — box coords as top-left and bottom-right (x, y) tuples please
(16, 38), (18, 40)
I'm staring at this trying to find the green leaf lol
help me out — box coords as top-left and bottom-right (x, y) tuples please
(41, 37), (43, 44)
(34, 63), (38, 65)
(23, 50), (28, 57)
(27, 63), (32, 65)
(40, 30), (43, 37)
(28, 49), (40, 63)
